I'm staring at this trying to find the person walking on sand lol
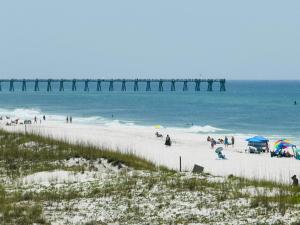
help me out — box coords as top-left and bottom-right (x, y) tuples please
(231, 136), (235, 147)
(165, 135), (171, 146)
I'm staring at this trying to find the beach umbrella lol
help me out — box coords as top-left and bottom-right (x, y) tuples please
(215, 147), (223, 154)
(274, 139), (294, 154)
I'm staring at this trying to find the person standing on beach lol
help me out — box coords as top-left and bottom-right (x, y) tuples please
(165, 135), (171, 146)
(34, 116), (37, 124)
(70, 116), (72, 123)
(231, 136), (235, 147)
(43, 115), (46, 120)
(211, 138), (216, 149)
(66, 116), (69, 123)
(224, 136), (228, 147)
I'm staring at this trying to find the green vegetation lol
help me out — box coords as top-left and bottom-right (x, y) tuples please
(0, 128), (300, 224)
(0, 129), (167, 178)
(0, 129), (165, 224)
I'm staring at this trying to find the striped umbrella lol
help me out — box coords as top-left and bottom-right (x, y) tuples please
(274, 139), (294, 154)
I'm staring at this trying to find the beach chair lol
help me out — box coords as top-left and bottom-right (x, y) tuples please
(247, 146), (260, 154)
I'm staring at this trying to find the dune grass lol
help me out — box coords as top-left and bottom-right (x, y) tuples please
(1, 128), (300, 224)
(0, 129), (168, 178)
(0, 128), (169, 224)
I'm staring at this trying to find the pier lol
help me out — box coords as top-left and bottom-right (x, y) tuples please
(0, 78), (226, 92)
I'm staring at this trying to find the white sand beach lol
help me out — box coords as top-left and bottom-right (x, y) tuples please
(1, 119), (299, 184)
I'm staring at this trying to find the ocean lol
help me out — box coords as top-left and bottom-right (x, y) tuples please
(0, 80), (299, 140)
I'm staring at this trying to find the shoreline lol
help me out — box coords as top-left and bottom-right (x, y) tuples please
(1, 119), (299, 184)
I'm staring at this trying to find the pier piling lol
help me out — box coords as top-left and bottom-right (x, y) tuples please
(146, 80), (151, 91)
(134, 79), (139, 91)
(47, 79), (52, 92)
(183, 81), (188, 91)
(34, 79), (39, 91)
(96, 80), (101, 91)
(72, 79), (77, 91)
(171, 80), (175, 91)
(9, 79), (14, 92)
(84, 80), (89, 92)
(22, 79), (26, 91)
(59, 79), (64, 91)
(220, 79), (226, 92)
(121, 80), (126, 91)
(207, 79), (213, 92)
(0, 78), (226, 92)
(109, 80), (114, 91)
(159, 80), (163, 92)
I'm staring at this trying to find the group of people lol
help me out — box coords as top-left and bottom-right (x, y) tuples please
(1, 115), (47, 126)
(66, 116), (72, 123)
(33, 115), (46, 124)
(270, 146), (296, 158)
(207, 136), (235, 148)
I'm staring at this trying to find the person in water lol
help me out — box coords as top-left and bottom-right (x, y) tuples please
(294, 101), (297, 105)
(165, 135), (171, 146)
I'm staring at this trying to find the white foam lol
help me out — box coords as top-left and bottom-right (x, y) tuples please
(169, 125), (225, 133)
(0, 108), (42, 120)
(0, 107), (227, 136)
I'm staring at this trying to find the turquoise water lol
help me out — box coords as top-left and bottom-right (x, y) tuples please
(0, 80), (299, 137)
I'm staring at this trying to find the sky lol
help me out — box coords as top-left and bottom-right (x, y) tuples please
(0, 0), (299, 80)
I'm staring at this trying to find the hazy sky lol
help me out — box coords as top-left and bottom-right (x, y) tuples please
(0, 0), (299, 79)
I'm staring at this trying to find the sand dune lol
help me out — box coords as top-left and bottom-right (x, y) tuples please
(1, 120), (299, 184)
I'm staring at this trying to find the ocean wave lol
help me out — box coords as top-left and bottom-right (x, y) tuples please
(0, 107), (225, 134)
(0, 108), (43, 119)
(168, 125), (224, 133)
(0, 108), (136, 126)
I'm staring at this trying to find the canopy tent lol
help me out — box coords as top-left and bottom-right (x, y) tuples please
(246, 136), (269, 143)
(246, 136), (269, 153)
